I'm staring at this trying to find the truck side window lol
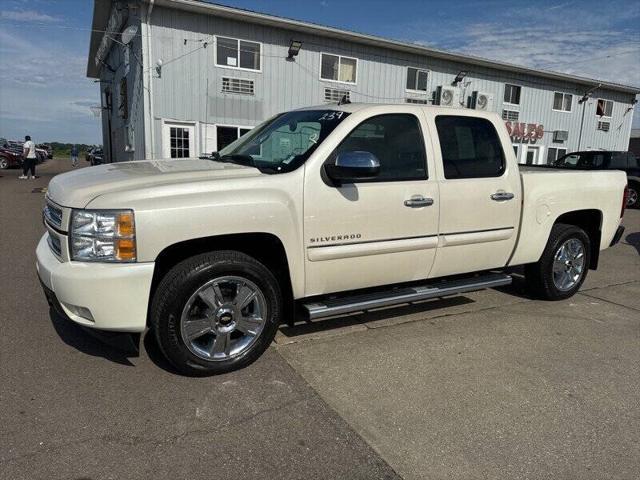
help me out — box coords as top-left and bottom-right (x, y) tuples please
(334, 114), (427, 181)
(435, 116), (505, 179)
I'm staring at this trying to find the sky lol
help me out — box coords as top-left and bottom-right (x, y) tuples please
(0, 0), (638, 144)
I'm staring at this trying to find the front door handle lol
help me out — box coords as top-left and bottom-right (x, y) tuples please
(404, 195), (434, 207)
(490, 191), (515, 201)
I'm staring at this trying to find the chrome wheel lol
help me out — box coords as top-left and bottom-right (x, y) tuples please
(0, 158), (7, 169)
(627, 187), (638, 207)
(552, 238), (585, 291)
(180, 276), (267, 361)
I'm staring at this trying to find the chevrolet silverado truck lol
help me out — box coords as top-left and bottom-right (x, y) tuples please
(37, 104), (628, 375)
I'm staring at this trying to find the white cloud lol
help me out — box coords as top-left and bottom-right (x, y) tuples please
(0, 9), (62, 23)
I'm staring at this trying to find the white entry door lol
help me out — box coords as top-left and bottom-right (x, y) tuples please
(525, 145), (542, 165)
(163, 122), (196, 158)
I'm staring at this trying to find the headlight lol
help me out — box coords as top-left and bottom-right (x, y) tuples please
(70, 210), (136, 262)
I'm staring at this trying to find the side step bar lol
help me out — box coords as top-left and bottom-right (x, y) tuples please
(302, 273), (512, 320)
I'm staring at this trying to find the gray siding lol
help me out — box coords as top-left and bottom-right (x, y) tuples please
(109, 5), (636, 161)
(100, 14), (146, 162)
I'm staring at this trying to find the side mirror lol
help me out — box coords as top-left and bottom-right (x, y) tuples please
(325, 151), (380, 184)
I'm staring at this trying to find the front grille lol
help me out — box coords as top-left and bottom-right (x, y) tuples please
(47, 233), (62, 257)
(44, 199), (63, 230)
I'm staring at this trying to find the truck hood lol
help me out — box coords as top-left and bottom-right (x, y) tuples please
(47, 159), (262, 207)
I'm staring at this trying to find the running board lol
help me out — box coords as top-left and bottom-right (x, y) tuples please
(302, 273), (512, 320)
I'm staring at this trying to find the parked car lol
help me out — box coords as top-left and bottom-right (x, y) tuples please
(554, 151), (640, 208)
(0, 142), (23, 169)
(38, 104), (628, 375)
(35, 148), (48, 163)
(90, 148), (104, 165)
(38, 144), (53, 159)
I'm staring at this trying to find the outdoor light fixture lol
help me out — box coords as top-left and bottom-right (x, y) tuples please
(452, 71), (467, 85)
(579, 83), (602, 103)
(287, 40), (303, 61)
(155, 59), (163, 78)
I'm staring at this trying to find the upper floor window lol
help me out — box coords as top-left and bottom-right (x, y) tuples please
(321, 53), (357, 84)
(216, 36), (261, 71)
(596, 99), (613, 117)
(553, 92), (573, 112)
(503, 84), (521, 105)
(435, 116), (505, 179)
(406, 67), (428, 92)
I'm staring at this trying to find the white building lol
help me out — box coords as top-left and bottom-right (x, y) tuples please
(87, 0), (640, 164)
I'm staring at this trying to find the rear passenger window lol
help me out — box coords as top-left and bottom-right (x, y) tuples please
(609, 153), (628, 169)
(435, 116), (505, 179)
(333, 114), (427, 181)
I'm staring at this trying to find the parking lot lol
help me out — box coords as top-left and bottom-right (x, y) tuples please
(1, 158), (639, 480)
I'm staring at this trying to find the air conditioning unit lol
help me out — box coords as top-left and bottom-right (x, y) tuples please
(472, 91), (493, 111)
(437, 86), (457, 107)
(553, 130), (569, 142)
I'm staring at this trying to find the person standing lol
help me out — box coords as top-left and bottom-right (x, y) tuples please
(20, 135), (37, 180)
(71, 144), (79, 167)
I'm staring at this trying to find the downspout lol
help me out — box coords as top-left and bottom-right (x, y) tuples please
(143, 0), (155, 159)
(577, 99), (586, 151)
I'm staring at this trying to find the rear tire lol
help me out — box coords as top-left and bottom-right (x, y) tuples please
(525, 223), (590, 300)
(150, 251), (282, 376)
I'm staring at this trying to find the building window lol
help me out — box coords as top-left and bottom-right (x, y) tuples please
(553, 92), (572, 112)
(597, 120), (611, 132)
(546, 147), (567, 164)
(217, 125), (252, 151)
(321, 53), (357, 83)
(502, 109), (519, 121)
(169, 127), (190, 158)
(222, 77), (255, 95)
(503, 84), (521, 105)
(406, 67), (428, 92)
(596, 99), (613, 117)
(216, 36), (261, 71)
(436, 115), (505, 179)
(324, 88), (350, 103)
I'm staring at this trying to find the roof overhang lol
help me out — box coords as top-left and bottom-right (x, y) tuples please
(86, 0), (113, 78)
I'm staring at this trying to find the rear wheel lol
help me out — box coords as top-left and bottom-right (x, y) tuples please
(0, 157), (8, 169)
(150, 251), (282, 376)
(525, 223), (590, 300)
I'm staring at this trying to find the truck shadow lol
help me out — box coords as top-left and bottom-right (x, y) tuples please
(624, 232), (640, 255)
(48, 308), (137, 366)
(279, 295), (477, 338)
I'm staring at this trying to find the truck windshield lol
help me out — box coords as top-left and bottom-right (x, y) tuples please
(217, 110), (350, 173)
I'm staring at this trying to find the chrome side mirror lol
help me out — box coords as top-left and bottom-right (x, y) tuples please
(325, 151), (380, 184)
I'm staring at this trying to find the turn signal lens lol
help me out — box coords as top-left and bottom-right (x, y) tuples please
(115, 238), (136, 261)
(116, 212), (135, 237)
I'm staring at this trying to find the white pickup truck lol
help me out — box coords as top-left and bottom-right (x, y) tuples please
(37, 104), (628, 375)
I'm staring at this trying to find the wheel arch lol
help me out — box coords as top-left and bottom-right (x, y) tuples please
(148, 232), (295, 326)
(553, 209), (602, 269)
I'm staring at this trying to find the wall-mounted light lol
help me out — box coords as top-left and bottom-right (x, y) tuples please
(155, 59), (163, 78)
(452, 71), (467, 86)
(579, 83), (601, 103)
(287, 40), (302, 61)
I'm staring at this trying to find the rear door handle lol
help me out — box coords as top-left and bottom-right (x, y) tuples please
(490, 191), (515, 201)
(404, 195), (434, 207)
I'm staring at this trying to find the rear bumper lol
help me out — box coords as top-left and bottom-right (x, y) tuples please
(36, 233), (154, 332)
(610, 225), (625, 247)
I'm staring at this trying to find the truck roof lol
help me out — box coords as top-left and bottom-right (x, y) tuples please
(295, 102), (504, 120)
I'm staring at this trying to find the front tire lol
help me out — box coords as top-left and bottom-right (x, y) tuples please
(525, 223), (590, 300)
(150, 251), (282, 376)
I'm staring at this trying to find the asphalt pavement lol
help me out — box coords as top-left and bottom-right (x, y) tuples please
(1, 157), (638, 480)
